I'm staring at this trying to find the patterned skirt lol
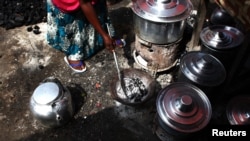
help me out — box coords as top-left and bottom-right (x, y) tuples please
(46, 0), (109, 60)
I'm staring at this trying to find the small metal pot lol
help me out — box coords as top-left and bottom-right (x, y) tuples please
(226, 95), (250, 125)
(132, 0), (193, 44)
(200, 25), (244, 70)
(29, 77), (74, 128)
(177, 51), (226, 99)
(156, 82), (212, 136)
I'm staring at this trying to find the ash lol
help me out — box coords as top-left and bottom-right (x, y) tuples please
(117, 77), (148, 103)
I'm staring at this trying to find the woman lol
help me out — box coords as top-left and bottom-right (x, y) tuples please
(47, 0), (115, 73)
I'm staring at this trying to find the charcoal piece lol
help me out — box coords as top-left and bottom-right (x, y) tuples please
(34, 25), (40, 29)
(33, 28), (41, 34)
(14, 14), (25, 23)
(124, 77), (148, 103)
(0, 0), (46, 29)
(0, 12), (4, 20)
(25, 14), (33, 25)
(27, 26), (33, 32)
(5, 23), (15, 30)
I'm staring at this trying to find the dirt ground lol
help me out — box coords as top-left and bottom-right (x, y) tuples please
(1, 0), (250, 141)
(0, 1), (163, 141)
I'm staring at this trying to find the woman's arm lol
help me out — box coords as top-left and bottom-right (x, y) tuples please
(79, 0), (114, 52)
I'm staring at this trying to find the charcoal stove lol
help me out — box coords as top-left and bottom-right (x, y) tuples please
(133, 35), (182, 73)
(131, 0), (193, 73)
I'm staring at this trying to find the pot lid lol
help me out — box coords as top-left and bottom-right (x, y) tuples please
(32, 82), (60, 105)
(156, 82), (212, 133)
(132, 0), (193, 23)
(180, 51), (226, 87)
(200, 25), (244, 50)
(226, 96), (250, 125)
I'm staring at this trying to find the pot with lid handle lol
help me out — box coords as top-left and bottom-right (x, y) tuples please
(132, 0), (193, 44)
(156, 82), (212, 136)
(226, 95), (250, 125)
(200, 25), (244, 70)
(177, 51), (226, 100)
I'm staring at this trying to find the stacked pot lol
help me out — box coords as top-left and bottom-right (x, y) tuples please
(156, 82), (212, 139)
(177, 51), (226, 101)
(200, 25), (245, 71)
(154, 51), (227, 140)
(226, 95), (250, 125)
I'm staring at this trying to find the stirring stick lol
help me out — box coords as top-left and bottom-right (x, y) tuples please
(113, 50), (121, 80)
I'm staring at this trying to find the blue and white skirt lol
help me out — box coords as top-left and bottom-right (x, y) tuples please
(46, 0), (109, 60)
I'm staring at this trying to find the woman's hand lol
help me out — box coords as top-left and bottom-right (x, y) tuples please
(79, 0), (115, 53)
(103, 33), (115, 52)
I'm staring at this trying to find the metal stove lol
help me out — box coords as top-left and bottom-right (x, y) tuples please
(131, 0), (193, 74)
(133, 35), (182, 73)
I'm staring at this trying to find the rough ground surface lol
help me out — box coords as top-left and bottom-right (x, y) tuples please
(1, 0), (250, 141)
(0, 1), (163, 141)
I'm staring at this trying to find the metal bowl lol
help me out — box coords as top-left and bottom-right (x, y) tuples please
(110, 68), (156, 106)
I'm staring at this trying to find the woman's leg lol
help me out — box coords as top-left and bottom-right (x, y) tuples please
(46, 0), (110, 72)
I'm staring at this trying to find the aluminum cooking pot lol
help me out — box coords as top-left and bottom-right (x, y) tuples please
(177, 51), (226, 87)
(200, 25), (244, 70)
(226, 95), (250, 125)
(177, 51), (226, 99)
(132, 0), (193, 44)
(29, 77), (74, 128)
(156, 82), (212, 136)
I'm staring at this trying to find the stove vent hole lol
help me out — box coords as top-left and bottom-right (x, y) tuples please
(148, 48), (154, 52)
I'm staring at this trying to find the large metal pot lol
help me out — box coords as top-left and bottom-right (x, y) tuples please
(29, 77), (74, 128)
(177, 51), (226, 99)
(132, 0), (193, 44)
(200, 25), (245, 70)
(156, 82), (212, 136)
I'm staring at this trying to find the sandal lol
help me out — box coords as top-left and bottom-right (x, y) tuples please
(64, 56), (87, 73)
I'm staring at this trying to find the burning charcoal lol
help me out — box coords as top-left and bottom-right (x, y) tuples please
(124, 77), (148, 103)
